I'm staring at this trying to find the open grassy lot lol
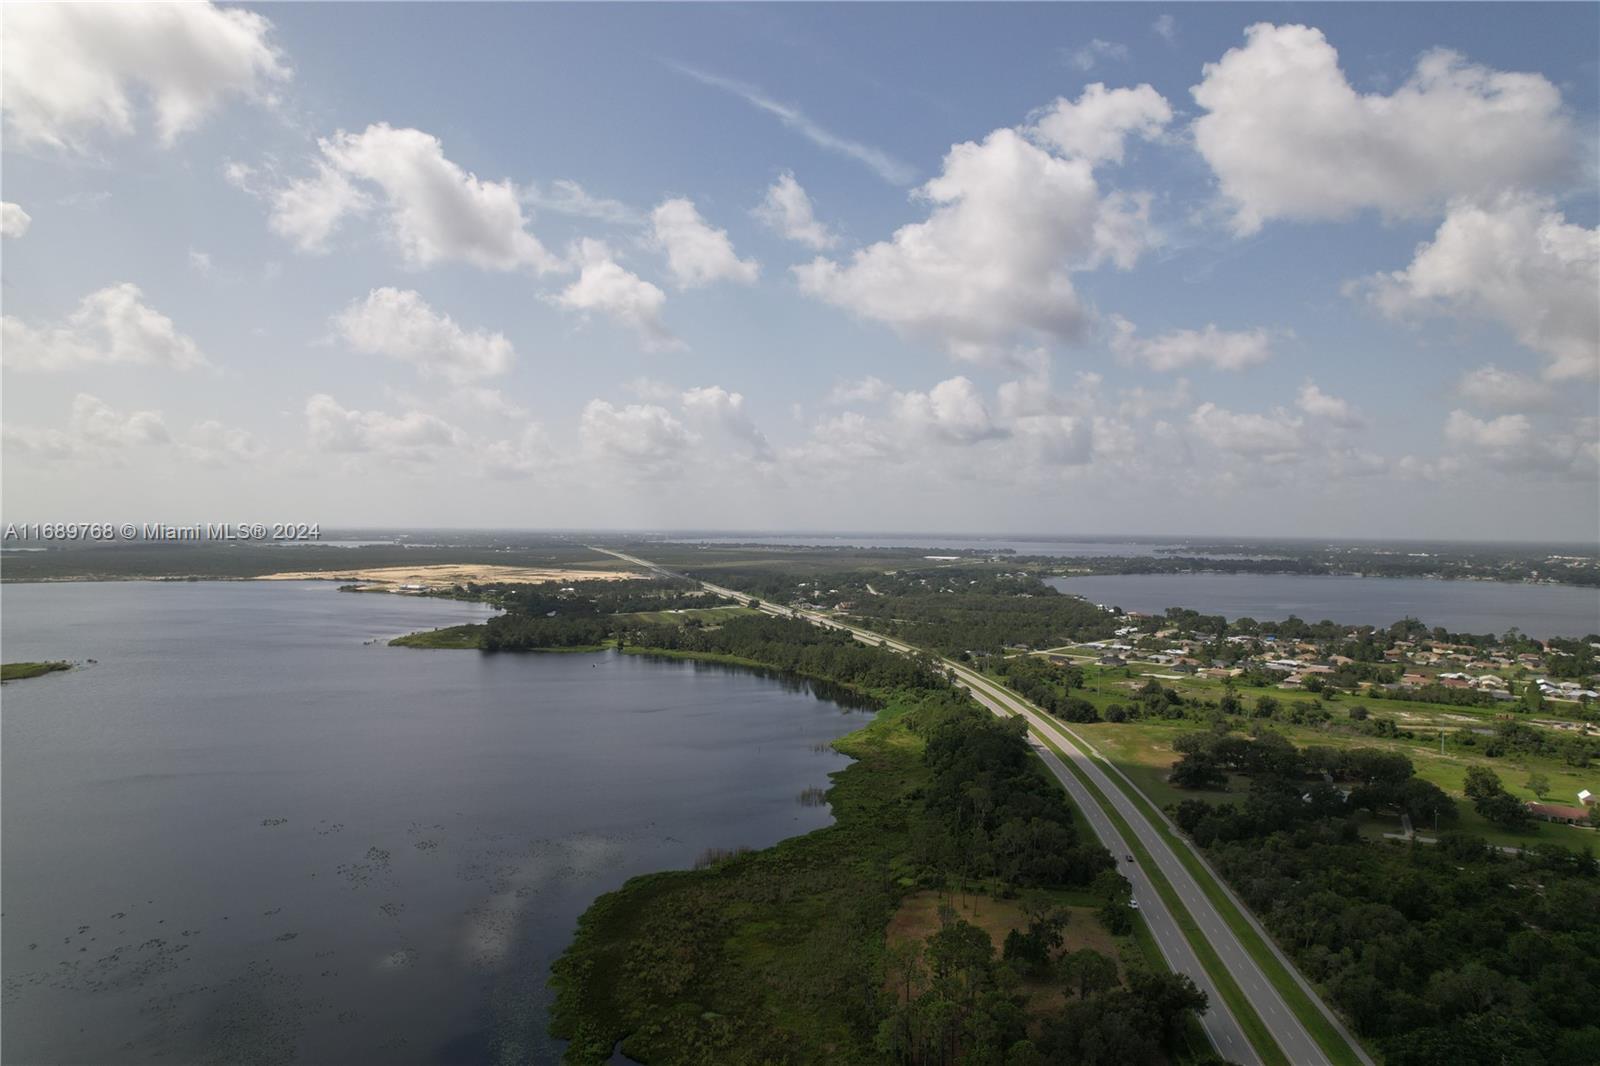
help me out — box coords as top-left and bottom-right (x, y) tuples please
(390, 605), (764, 651)
(1, 660), (72, 681)
(1068, 656), (1597, 728)
(612, 605), (764, 625)
(1071, 717), (1598, 850)
(886, 892), (1121, 1018)
(388, 624), (487, 649)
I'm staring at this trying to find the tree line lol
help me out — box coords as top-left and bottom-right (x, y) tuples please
(1165, 733), (1600, 1063)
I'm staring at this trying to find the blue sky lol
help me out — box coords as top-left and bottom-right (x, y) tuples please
(2, 3), (1596, 539)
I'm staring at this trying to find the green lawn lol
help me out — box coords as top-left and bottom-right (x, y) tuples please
(388, 624), (486, 649)
(613, 606), (764, 625)
(1071, 716), (1598, 851)
(1, 660), (72, 681)
(1064, 658), (1596, 728)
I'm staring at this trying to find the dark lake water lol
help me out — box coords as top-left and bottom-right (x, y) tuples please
(1047, 573), (1600, 639)
(1, 582), (867, 1064)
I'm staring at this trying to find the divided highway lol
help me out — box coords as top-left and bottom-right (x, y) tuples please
(595, 549), (1366, 1066)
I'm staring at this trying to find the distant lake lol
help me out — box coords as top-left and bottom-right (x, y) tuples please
(1, 582), (866, 1064)
(679, 534), (1188, 557)
(1047, 573), (1600, 639)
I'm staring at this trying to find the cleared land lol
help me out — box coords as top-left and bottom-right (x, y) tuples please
(611, 605), (763, 624)
(1049, 662), (1598, 849)
(886, 891), (1125, 1017)
(258, 564), (644, 588)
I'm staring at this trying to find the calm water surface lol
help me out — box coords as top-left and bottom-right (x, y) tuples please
(1, 582), (866, 1064)
(1048, 573), (1600, 639)
(676, 534), (1297, 559)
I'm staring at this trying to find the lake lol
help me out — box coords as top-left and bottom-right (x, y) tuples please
(1046, 573), (1600, 639)
(673, 534), (1291, 559)
(0, 582), (868, 1064)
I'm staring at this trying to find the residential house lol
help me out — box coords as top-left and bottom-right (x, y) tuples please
(1527, 803), (1592, 825)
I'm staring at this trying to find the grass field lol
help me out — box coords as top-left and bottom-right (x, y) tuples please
(886, 892), (1119, 1017)
(388, 624), (486, 649)
(388, 605), (764, 651)
(1, 660), (72, 681)
(613, 605), (764, 624)
(1071, 717), (1597, 849)
(1067, 655), (1596, 728)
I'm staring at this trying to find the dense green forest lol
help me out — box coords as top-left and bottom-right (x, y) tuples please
(1051, 547), (1600, 589)
(1165, 733), (1600, 1064)
(666, 564), (1121, 656)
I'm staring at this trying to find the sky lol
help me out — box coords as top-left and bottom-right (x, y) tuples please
(2, 2), (1597, 541)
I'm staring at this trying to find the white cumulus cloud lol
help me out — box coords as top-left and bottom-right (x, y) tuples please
(1188, 402), (1305, 461)
(2, 283), (208, 372)
(2, 1), (288, 151)
(1031, 83), (1171, 165)
(556, 240), (679, 352)
(1455, 365), (1555, 412)
(248, 124), (559, 270)
(1192, 23), (1573, 234)
(3, 393), (173, 460)
(70, 393), (171, 447)
(1, 202), (32, 238)
(334, 288), (514, 383)
(1444, 409), (1529, 450)
(1296, 383), (1366, 427)
(1110, 316), (1274, 372)
(754, 172), (839, 250)
(304, 394), (464, 457)
(1359, 193), (1598, 381)
(652, 198), (759, 288)
(681, 385), (773, 461)
(891, 376), (1005, 444)
(579, 399), (693, 466)
(1437, 411), (1597, 477)
(797, 128), (1151, 362)
(826, 376), (892, 406)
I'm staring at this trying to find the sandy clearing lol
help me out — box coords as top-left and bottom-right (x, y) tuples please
(885, 891), (1121, 1014)
(256, 564), (645, 588)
